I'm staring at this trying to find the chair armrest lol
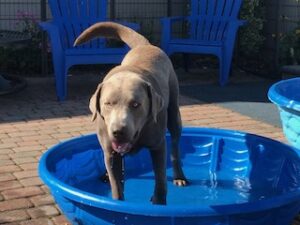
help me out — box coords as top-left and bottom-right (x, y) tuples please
(161, 17), (190, 52)
(39, 21), (59, 34)
(39, 21), (64, 52)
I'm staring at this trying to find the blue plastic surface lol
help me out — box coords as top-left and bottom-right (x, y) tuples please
(39, 127), (300, 225)
(160, 0), (246, 86)
(268, 78), (300, 149)
(39, 0), (140, 101)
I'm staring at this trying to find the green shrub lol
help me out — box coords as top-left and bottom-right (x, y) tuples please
(239, 0), (265, 59)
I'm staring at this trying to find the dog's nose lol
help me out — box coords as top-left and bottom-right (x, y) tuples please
(112, 129), (125, 139)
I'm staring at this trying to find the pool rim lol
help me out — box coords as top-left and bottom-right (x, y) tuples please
(39, 127), (300, 217)
(268, 77), (300, 111)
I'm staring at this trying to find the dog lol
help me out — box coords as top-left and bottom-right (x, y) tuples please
(74, 22), (188, 205)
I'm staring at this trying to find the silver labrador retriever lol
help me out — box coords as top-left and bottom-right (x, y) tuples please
(74, 22), (188, 205)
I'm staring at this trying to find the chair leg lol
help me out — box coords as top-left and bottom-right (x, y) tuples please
(53, 64), (67, 101)
(219, 55), (232, 86)
(55, 72), (67, 101)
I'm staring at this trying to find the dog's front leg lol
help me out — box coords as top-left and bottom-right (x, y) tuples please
(150, 142), (167, 205)
(104, 152), (124, 200)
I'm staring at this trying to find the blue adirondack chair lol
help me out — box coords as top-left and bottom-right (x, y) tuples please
(40, 0), (139, 101)
(161, 0), (246, 86)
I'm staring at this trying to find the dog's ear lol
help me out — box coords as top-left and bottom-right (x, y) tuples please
(146, 83), (164, 123)
(89, 83), (102, 122)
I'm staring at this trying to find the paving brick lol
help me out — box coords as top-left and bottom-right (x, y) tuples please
(8, 131), (39, 138)
(0, 159), (15, 166)
(37, 129), (58, 135)
(0, 133), (9, 139)
(20, 177), (43, 187)
(0, 209), (30, 223)
(19, 163), (38, 171)
(13, 157), (37, 164)
(52, 215), (71, 225)
(0, 165), (21, 174)
(0, 148), (14, 155)
(40, 185), (50, 194)
(12, 146), (44, 153)
(0, 143), (18, 149)
(51, 133), (72, 140)
(42, 141), (60, 148)
(0, 127), (19, 134)
(9, 151), (42, 159)
(14, 170), (38, 179)
(27, 205), (60, 219)
(0, 222), (20, 225)
(22, 135), (53, 142)
(2, 186), (44, 200)
(0, 173), (16, 182)
(17, 141), (40, 147)
(20, 218), (54, 225)
(0, 154), (10, 160)
(1, 138), (23, 145)
(30, 194), (54, 206)
(0, 198), (33, 212)
(0, 180), (22, 191)
(12, 125), (40, 131)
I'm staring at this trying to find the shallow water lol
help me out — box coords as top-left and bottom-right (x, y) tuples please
(74, 165), (281, 206)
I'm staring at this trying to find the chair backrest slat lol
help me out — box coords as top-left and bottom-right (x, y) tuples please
(199, 0), (208, 15)
(215, 0), (226, 16)
(79, 0), (88, 18)
(222, 0), (233, 17)
(48, 0), (107, 48)
(206, 0), (216, 16)
(190, 0), (243, 41)
(209, 20), (220, 41)
(216, 20), (227, 41)
(231, 0), (242, 17)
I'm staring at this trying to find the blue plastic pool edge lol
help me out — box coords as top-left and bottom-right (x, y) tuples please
(268, 78), (300, 111)
(39, 127), (300, 217)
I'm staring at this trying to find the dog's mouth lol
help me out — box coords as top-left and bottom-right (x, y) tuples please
(111, 141), (132, 155)
(111, 131), (139, 155)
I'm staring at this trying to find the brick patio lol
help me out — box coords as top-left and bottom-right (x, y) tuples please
(0, 72), (292, 224)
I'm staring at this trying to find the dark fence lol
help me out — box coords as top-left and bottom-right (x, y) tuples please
(264, 0), (300, 76)
(0, 0), (41, 30)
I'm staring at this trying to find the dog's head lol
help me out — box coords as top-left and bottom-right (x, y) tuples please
(90, 72), (164, 155)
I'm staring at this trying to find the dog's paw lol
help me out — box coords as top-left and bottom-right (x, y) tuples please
(173, 178), (189, 187)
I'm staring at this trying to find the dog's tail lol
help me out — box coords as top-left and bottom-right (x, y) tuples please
(74, 22), (149, 49)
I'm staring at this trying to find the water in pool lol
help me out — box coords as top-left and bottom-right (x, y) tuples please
(70, 148), (281, 206)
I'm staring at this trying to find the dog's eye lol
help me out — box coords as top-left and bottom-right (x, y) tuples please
(104, 102), (113, 107)
(130, 101), (140, 109)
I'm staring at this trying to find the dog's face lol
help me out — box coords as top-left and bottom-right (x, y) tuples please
(90, 72), (164, 155)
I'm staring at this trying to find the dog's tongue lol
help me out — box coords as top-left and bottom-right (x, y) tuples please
(112, 142), (131, 154)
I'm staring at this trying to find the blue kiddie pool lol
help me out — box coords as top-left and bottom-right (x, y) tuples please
(268, 77), (300, 149)
(39, 127), (300, 225)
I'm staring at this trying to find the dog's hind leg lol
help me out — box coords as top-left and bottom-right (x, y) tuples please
(167, 73), (188, 186)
